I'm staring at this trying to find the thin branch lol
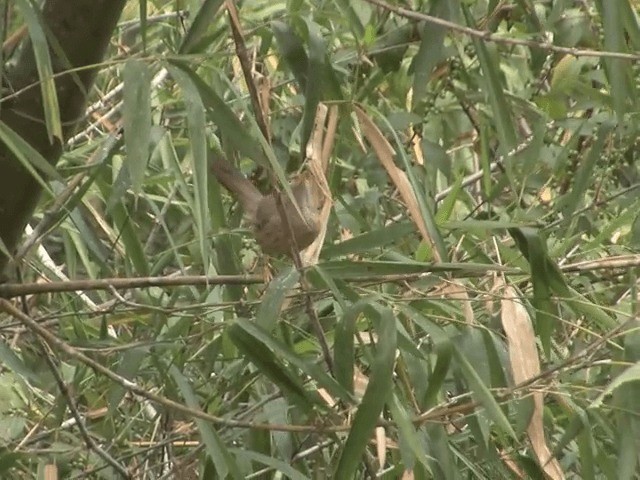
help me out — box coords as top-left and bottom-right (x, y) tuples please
(15, 132), (122, 263)
(432, 122), (543, 204)
(0, 299), (337, 433)
(225, 0), (270, 141)
(118, 11), (187, 29)
(38, 339), (131, 478)
(0, 298), (625, 436)
(4, 251), (640, 299)
(0, 274), (264, 298)
(364, 0), (640, 61)
(67, 67), (169, 147)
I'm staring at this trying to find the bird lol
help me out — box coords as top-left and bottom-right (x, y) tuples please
(210, 156), (324, 255)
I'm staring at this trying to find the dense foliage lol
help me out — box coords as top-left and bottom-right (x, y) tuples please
(1, 0), (640, 478)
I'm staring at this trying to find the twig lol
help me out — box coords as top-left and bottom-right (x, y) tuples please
(0, 299), (340, 433)
(16, 132), (121, 263)
(37, 338), (131, 478)
(225, 0), (270, 141)
(67, 68), (169, 146)
(118, 11), (187, 29)
(434, 127), (539, 204)
(6, 251), (640, 299)
(364, 0), (640, 61)
(0, 298), (625, 435)
(0, 274), (264, 298)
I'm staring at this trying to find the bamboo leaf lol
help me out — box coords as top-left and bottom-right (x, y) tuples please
(335, 306), (396, 478)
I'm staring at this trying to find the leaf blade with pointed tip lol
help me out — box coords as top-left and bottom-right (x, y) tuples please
(452, 344), (517, 440)
(15, 0), (62, 143)
(170, 365), (242, 480)
(334, 306), (397, 478)
(122, 59), (151, 194)
(169, 65), (210, 269)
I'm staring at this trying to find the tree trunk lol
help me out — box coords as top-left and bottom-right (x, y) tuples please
(0, 0), (127, 274)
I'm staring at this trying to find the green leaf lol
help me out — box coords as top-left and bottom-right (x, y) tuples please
(591, 363), (640, 408)
(233, 319), (353, 405)
(435, 175), (463, 225)
(510, 228), (618, 331)
(122, 59), (151, 194)
(411, 0), (450, 111)
(107, 347), (147, 417)
(336, 0), (365, 38)
(508, 228), (556, 356)
(620, 0), (640, 49)
(0, 341), (38, 384)
(272, 21), (309, 92)
(389, 393), (432, 473)
(557, 125), (610, 220)
(334, 300), (369, 393)
(0, 449), (23, 474)
(97, 175), (149, 275)
(307, 265), (347, 310)
(0, 120), (61, 190)
(230, 448), (310, 480)
(15, 0), (62, 142)
(323, 221), (415, 257)
(170, 366), (242, 479)
(452, 344), (516, 440)
(169, 65), (210, 268)
(596, 0), (635, 117)
(256, 267), (301, 331)
(179, 0), (226, 54)
(167, 62), (266, 164)
(300, 21), (325, 153)
(425, 423), (458, 479)
(577, 419), (597, 479)
(334, 306), (397, 478)
(549, 55), (582, 95)
(462, 6), (517, 154)
(370, 24), (412, 73)
(422, 339), (452, 408)
(551, 404), (588, 461)
(616, 413), (640, 480)
(138, 0), (147, 52)
(227, 321), (321, 411)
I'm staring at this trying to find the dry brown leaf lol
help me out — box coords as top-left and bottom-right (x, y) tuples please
(353, 366), (369, 399)
(410, 128), (424, 166)
(354, 106), (440, 262)
(318, 367), (371, 411)
(44, 464), (58, 480)
(401, 470), (415, 480)
(375, 426), (387, 470)
(501, 284), (564, 480)
(306, 103), (328, 174)
(321, 105), (338, 171)
(317, 387), (337, 408)
(340, 228), (353, 242)
(443, 281), (475, 324)
(301, 103), (336, 266)
(500, 448), (527, 478)
(538, 185), (552, 204)
(256, 74), (271, 138)
(485, 274), (502, 318)
(85, 406), (108, 420)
